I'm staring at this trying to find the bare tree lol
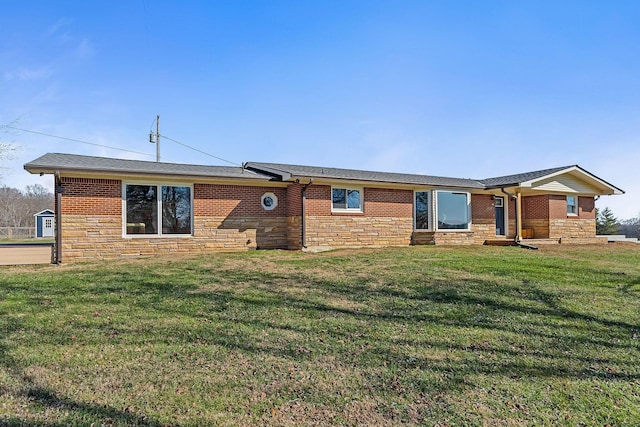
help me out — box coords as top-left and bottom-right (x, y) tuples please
(0, 142), (19, 181)
(0, 185), (53, 227)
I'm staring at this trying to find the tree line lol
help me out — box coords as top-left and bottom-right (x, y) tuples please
(0, 184), (54, 228)
(597, 207), (640, 238)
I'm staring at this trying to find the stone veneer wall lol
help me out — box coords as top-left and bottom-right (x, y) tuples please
(303, 185), (415, 248)
(60, 215), (288, 261)
(304, 215), (414, 248)
(549, 218), (601, 243)
(58, 178), (290, 262)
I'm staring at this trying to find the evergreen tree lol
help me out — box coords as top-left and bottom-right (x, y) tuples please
(596, 207), (619, 235)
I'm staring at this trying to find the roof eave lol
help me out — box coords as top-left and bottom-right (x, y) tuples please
(24, 163), (273, 182)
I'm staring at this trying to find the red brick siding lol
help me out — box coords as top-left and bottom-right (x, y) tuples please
(286, 183), (303, 217)
(364, 188), (412, 218)
(471, 194), (494, 220)
(305, 185), (332, 215)
(194, 184), (286, 217)
(549, 195), (567, 219)
(523, 195), (549, 220)
(61, 178), (121, 215)
(304, 185), (412, 217)
(578, 196), (595, 218)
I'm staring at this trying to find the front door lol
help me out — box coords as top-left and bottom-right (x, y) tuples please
(43, 217), (54, 238)
(495, 197), (505, 236)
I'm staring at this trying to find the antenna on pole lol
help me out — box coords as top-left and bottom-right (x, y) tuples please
(149, 115), (160, 162)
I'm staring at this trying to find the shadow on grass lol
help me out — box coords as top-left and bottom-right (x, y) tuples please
(1, 256), (639, 423)
(121, 269), (640, 384)
(0, 311), (167, 426)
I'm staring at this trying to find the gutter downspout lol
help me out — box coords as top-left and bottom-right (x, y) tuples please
(54, 171), (62, 264)
(301, 179), (313, 249)
(501, 187), (537, 250)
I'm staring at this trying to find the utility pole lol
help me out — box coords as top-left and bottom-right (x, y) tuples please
(150, 115), (160, 162)
(155, 115), (160, 162)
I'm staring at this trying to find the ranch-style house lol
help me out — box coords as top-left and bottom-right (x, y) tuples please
(25, 152), (623, 263)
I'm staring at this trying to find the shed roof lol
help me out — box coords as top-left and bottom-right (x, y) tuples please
(33, 209), (55, 217)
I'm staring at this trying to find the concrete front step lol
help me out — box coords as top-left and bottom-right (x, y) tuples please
(520, 238), (561, 245)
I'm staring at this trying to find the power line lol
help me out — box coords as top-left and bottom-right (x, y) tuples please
(161, 135), (241, 166)
(1, 125), (154, 158)
(2, 123), (242, 167)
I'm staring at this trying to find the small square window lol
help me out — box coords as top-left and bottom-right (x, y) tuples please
(332, 187), (362, 211)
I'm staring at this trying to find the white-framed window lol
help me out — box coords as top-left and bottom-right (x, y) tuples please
(331, 187), (363, 212)
(124, 183), (193, 237)
(436, 190), (471, 231)
(414, 190), (431, 231)
(566, 195), (578, 216)
(45, 218), (53, 228)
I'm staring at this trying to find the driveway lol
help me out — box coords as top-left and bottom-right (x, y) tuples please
(0, 243), (53, 265)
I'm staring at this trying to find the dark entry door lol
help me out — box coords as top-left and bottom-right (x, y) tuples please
(495, 196), (505, 236)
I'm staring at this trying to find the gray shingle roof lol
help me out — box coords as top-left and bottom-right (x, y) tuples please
(24, 153), (622, 194)
(244, 162), (486, 188)
(24, 153), (272, 181)
(480, 165), (575, 188)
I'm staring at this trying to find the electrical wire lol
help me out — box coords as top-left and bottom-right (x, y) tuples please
(2, 123), (242, 167)
(160, 135), (241, 166)
(1, 125), (154, 158)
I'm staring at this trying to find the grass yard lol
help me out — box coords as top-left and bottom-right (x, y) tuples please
(1, 244), (639, 426)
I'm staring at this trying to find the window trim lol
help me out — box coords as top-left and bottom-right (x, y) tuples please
(331, 186), (364, 213)
(566, 195), (578, 216)
(413, 190), (432, 231)
(435, 190), (471, 232)
(122, 182), (194, 238)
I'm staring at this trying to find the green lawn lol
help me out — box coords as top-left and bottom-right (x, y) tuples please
(1, 245), (639, 426)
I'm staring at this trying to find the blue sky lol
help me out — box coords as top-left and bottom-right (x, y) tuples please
(1, 1), (639, 218)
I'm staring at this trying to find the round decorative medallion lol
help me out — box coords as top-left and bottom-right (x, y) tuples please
(261, 192), (278, 210)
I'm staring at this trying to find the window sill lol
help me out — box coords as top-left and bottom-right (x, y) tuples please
(124, 234), (194, 239)
(331, 211), (364, 216)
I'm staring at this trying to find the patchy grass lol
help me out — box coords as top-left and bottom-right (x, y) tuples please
(1, 244), (639, 426)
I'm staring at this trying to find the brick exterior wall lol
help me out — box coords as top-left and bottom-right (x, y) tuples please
(194, 184), (286, 218)
(578, 196), (596, 218)
(472, 194), (494, 219)
(61, 178), (121, 215)
(286, 183), (303, 249)
(302, 185), (414, 248)
(522, 194), (598, 241)
(55, 177), (602, 262)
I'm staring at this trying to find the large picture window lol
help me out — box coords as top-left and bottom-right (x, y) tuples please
(436, 191), (470, 230)
(332, 187), (362, 211)
(414, 191), (430, 230)
(125, 184), (192, 236)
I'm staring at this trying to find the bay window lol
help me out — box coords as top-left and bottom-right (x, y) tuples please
(436, 191), (470, 230)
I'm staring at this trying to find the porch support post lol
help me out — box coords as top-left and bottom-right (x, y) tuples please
(516, 191), (523, 241)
